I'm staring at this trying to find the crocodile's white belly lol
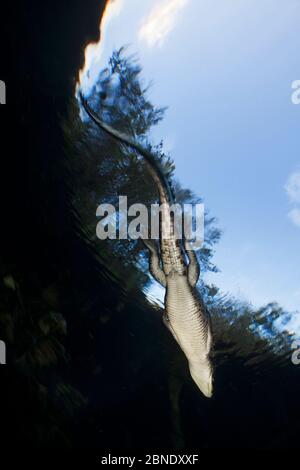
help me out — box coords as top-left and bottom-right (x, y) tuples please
(164, 272), (213, 397)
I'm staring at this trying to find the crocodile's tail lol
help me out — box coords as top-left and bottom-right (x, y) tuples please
(80, 94), (186, 275)
(80, 93), (174, 206)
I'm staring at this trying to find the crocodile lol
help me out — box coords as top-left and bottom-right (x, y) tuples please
(80, 94), (214, 397)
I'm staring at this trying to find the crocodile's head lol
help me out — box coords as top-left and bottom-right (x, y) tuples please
(189, 359), (213, 398)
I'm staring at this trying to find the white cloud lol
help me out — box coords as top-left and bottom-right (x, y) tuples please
(138, 0), (189, 48)
(77, 0), (125, 95)
(285, 169), (300, 204)
(288, 208), (300, 228)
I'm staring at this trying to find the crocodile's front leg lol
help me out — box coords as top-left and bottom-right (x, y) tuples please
(143, 238), (166, 287)
(185, 242), (200, 288)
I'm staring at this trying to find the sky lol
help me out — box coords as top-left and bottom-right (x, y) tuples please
(78, 0), (300, 332)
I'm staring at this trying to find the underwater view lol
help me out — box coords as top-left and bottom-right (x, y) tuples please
(0, 0), (300, 453)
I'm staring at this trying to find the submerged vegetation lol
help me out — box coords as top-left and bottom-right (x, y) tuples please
(1, 47), (299, 449)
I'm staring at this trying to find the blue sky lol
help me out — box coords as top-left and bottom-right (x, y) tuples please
(79, 0), (300, 331)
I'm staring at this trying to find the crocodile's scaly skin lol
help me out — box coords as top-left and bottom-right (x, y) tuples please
(81, 95), (214, 397)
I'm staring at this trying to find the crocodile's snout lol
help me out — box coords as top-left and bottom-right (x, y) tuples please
(189, 361), (213, 398)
